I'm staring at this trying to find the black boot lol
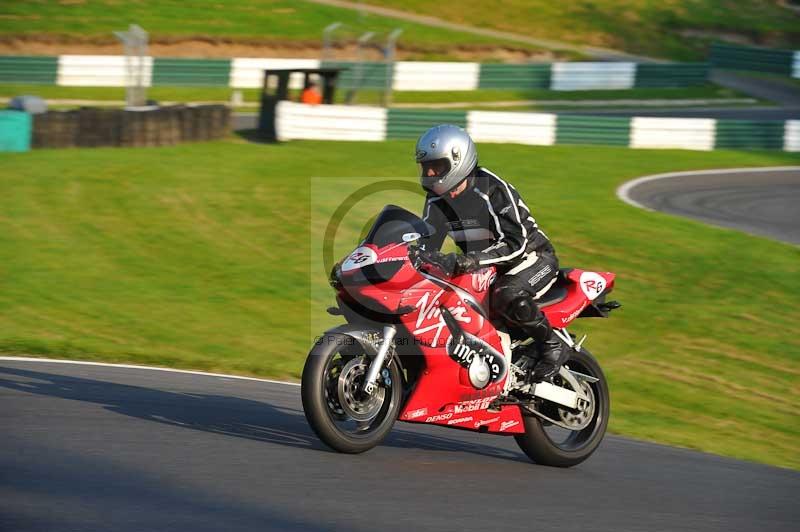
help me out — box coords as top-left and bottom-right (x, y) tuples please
(501, 295), (567, 383)
(530, 330), (568, 382)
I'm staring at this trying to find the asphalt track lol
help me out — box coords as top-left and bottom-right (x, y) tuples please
(2, 358), (798, 532)
(618, 167), (800, 245)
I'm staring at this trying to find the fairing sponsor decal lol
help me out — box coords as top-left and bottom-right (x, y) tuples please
(471, 268), (496, 292)
(447, 336), (506, 385)
(406, 408), (428, 420)
(412, 290), (471, 347)
(500, 420), (520, 432)
(454, 397), (496, 414)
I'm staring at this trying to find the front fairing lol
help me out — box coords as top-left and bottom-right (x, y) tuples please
(332, 205), (436, 317)
(334, 241), (424, 317)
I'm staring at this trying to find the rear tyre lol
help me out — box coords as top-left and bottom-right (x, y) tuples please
(515, 348), (609, 467)
(301, 332), (403, 454)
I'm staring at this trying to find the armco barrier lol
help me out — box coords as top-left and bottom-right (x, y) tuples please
(629, 117), (716, 151)
(386, 109), (468, 139)
(478, 63), (550, 89)
(1, 55), (710, 90)
(393, 61), (479, 91)
(710, 42), (799, 78)
(31, 105), (230, 149)
(151, 58), (231, 86)
(275, 103), (385, 141)
(551, 62), (635, 91)
(57, 55), (153, 87)
(0, 56), (58, 84)
(320, 60), (390, 90)
(468, 111), (556, 145)
(274, 101), (800, 152)
(784, 121), (800, 151)
(555, 115), (631, 146)
(714, 120), (786, 150)
(634, 63), (709, 87)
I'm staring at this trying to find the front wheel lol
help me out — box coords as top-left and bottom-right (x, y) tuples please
(301, 332), (403, 453)
(515, 347), (609, 467)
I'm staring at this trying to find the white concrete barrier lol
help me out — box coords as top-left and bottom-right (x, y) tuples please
(784, 120), (800, 151)
(276, 101), (387, 141)
(230, 58), (321, 90)
(393, 62), (480, 91)
(467, 111), (557, 146)
(551, 62), (636, 91)
(57, 55), (153, 87)
(630, 117), (717, 151)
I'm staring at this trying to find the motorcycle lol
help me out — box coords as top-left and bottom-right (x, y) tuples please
(302, 205), (620, 467)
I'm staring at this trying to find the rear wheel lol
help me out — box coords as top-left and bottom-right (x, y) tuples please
(515, 348), (609, 467)
(301, 332), (403, 453)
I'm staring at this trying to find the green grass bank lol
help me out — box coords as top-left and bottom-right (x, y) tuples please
(1, 1), (797, 60)
(1, 138), (798, 469)
(0, 0), (546, 59)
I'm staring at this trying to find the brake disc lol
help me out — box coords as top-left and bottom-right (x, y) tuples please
(337, 357), (386, 422)
(558, 380), (595, 430)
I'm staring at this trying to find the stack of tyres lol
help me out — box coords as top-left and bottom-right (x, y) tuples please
(164, 107), (181, 145)
(78, 108), (121, 148)
(177, 106), (193, 142)
(32, 110), (79, 148)
(29, 105), (231, 148)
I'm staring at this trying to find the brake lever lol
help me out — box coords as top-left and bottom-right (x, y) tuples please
(407, 245), (426, 270)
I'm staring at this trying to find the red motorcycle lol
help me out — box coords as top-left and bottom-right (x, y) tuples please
(302, 205), (620, 467)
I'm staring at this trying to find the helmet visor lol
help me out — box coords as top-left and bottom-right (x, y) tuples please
(419, 158), (451, 180)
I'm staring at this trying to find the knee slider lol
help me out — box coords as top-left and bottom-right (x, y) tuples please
(510, 297), (538, 323)
(492, 284), (538, 323)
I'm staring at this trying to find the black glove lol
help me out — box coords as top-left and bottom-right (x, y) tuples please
(409, 247), (481, 277)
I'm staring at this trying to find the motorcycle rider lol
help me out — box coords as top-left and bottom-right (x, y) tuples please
(411, 124), (566, 382)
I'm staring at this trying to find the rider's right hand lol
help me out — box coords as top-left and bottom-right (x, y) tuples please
(407, 245), (427, 270)
(408, 247), (457, 277)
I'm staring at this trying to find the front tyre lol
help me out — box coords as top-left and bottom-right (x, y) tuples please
(515, 348), (609, 467)
(301, 332), (403, 453)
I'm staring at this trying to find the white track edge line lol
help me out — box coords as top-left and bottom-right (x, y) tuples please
(0, 356), (300, 386)
(616, 166), (800, 211)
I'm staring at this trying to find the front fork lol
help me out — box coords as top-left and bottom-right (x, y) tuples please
(362, 325), (397, 395)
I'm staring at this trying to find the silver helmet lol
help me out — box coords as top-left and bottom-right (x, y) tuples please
(415, 124), (478, 196)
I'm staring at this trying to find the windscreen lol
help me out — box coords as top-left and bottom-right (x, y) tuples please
(363, 204), (435, 247)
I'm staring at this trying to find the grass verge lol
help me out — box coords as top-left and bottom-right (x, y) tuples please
(363, 0), (800, 60)
(0, 0), (547, 57)
(0, 83), (753, 108)
(2, 1), (798, 60)
(0, 138), (798, 469)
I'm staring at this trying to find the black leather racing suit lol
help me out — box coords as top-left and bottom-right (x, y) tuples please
(420, 167), (565, 380)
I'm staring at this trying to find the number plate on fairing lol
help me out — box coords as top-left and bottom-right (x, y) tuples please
(341, 246), (377, 272)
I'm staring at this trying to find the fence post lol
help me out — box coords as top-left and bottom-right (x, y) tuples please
(114, 24), (149, 107)
(382, 29), (403, 108)
(322, 22), (343, 61)
(346, 32), (375, 104)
